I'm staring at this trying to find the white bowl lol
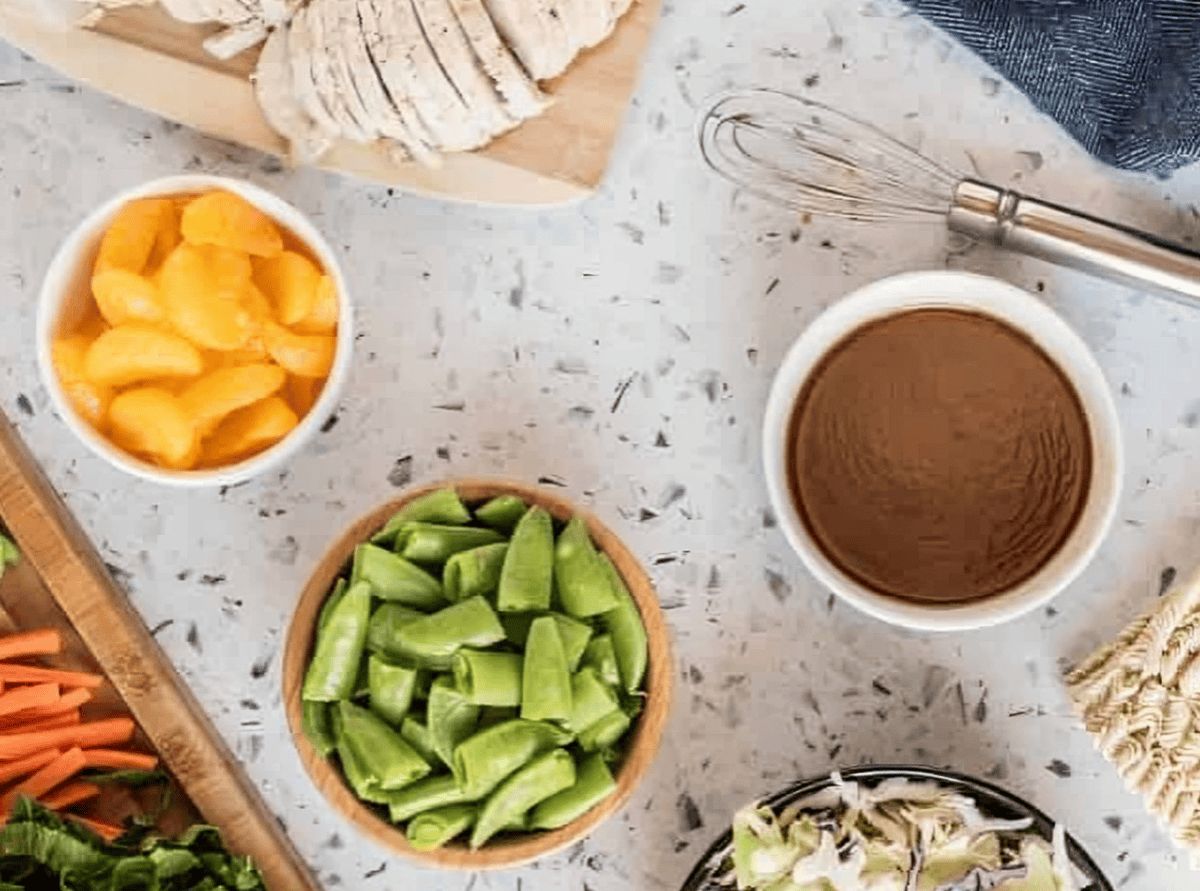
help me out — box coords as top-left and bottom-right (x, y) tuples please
(36, 175), (353, 487)
(762, 270), (1123, 632)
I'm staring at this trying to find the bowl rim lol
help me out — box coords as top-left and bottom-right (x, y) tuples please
(677, 764), (1114, 891)
(35, 174), (353, 488)
(281, 477), (674, 870)
(761, 269), (1124, 632)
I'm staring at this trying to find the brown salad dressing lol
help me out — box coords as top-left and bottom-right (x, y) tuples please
(786, 308), (1092, 604)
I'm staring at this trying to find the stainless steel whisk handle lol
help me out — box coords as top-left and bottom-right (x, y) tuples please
(948, 180), (1200, 309)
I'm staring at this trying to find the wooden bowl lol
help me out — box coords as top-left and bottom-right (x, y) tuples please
(282, 478), (672, 869)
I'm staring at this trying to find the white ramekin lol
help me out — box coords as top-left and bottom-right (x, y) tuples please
(762, 270), (1123, 632)
(36, 175), (353, 487)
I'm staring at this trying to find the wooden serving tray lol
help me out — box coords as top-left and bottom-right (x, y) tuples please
(0, 409), (319, 891)
(0, 0), (661, 206)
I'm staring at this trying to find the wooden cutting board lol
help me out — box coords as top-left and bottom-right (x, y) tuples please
(0, 0), (661, 206)
(0, 409), (319, 891)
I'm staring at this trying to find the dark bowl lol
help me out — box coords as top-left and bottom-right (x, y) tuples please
(679, 765), (1113, 891)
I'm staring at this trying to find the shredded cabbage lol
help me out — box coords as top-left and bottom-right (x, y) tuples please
(727, 777), (1079, 891)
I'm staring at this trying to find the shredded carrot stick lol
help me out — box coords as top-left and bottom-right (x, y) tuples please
(0, 747), (86, 816)
(38, 780), (101, 810)
(81, 748), (158, 772)
(0, 748), (59, 785)
(0, 687), (91, 725)
(69, 814), (125, 843)
(0, 630), (62, 661)
(0, 717), (133, 761)
(1, 711), (81, 735)
(0, 664), (103, 689)
(0, 683), (58, 719)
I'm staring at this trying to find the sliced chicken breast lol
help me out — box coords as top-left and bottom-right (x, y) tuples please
(357, 0), (440, 154)
(307, 0), (374, 142)
(287, 7), (344, 139)
(447, 0), (548, 119)
(252, 24), (334, 162)
(203, 19), (269, 59)
(411, 0), (513, 135)
(479, 0), (563, 81)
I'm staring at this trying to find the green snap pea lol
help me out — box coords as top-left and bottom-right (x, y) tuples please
(529, 753), (617, 829)
(577, 709), (631, 753)
(427, 676), (481, 768)
(373, 488), (472, 546)
(303, 581), (371, 702)
(501, 811), (530, 832)
(565, 667), (619, 734)
(453, 650), (523, 706)
(599, 554), (648, 694)
(497, 507), (553, 612)
(334, 713), (388, 804)
(368, 655), (418, 725)
(408, 803), (477, 851)
(339, 701), (432, 791)
(580, 634), (621, 688)
(366, 603), (441, 667)
(475, 495), (528, 534)
(354, 543), (445, 609)
(317, 578), (348, 633)
(396, 524), (505, 565)
(443, 543), (509, 602)
(470, 749), (576, 848)
(500, 612), (591, 670)
(384, 774), (479, 822)
(452, 719), (573, 796)
(353, 660), (370, 700)
(521, 616), (572, 722)
(400, 717), (439, 765)
(301, 700), (336, 757)
(554, 516), (618, 618)
(397, 596), (506, 662)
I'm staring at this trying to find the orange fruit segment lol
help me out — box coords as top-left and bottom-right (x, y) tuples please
(293, 275), (339, 334)
(203, 396), (298, 465)
(157, 244), (258, 350)
(263, 322), (335, 378)
(180, 363), (287, 434)
(253, 251), (321, 325)
(84, 324), (203, 387)
(144, 200), (183, 275)
(200, 245), (254, 299)
(109, 387), (198, 468)
(92, 268), (165, 327)
(181, 191), (283, 258)
(52, 335), (113, 428)
(285, 374), (323, 416)
(240, 282), (275, 324)
(95, 198), (175, 275)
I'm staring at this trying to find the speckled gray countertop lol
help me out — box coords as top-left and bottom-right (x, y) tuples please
(0, 0), (1196, 888)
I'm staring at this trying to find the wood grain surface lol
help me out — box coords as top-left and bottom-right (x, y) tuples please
(282, 477), (673, 870)
(0, 0), (661, 206)
(0, 409), (320, 891)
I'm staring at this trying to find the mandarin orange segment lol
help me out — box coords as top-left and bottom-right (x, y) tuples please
(94, 198), (175, 275)
(84, 324), (204, 387)
(52, 335), (112, 428)
(253, 251), (321, 325)
(180, 363), (287, 434)
(108, 387), (198, 468)
(157, 244), (258, 350)
(76, 303), (110, 342)
(144, 200), (183, 275)
(262, 322), (335, 378)
(240, 282), (275, 324)
(202, 396), (298, 465)
(200, 245), (254, 299)
(293, 275), (338, 335)
(181, 191), (283, 258)
(92, 268), (165, 327)
(285, 374), (323, 417)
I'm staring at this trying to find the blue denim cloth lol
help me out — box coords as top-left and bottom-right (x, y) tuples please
(902, 0), (1200, 175)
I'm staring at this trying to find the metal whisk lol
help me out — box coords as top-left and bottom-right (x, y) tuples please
(700, 88), (1200, 308)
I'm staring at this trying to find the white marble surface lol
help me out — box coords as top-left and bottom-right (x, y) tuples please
(1, 0), (1198, 887)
